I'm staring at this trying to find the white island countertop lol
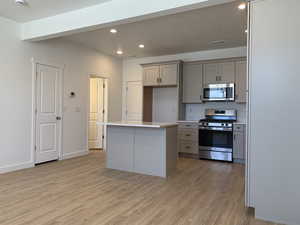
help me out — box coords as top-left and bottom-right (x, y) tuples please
(99, 121), (178, 128)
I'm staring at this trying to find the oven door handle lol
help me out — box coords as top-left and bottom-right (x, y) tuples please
(199, 127), (232, 132)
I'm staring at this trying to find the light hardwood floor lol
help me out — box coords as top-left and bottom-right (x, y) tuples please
(0, 152), (281, 225)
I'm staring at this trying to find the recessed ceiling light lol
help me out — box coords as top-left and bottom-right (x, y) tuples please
(15, 0), (26, 5)
(116, 50), (123, 55)
(110, 29), (117, 34)
(138, 44), (145, 48)
(238, 3), (246, 10)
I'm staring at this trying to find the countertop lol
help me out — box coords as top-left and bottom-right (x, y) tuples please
(97, 121), (178, 128)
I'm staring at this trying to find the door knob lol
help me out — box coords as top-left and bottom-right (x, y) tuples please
(56, 116), (62, 121)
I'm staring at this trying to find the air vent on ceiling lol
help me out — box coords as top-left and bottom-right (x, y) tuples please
(209, 40), (226, 45)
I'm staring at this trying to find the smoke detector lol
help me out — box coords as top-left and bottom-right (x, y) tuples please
(15, 0), (26, 6)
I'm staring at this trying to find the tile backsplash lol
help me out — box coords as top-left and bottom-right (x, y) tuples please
(185, 102), (247, 122)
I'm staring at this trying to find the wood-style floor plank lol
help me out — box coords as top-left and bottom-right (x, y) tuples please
(0, 152), (281, 225)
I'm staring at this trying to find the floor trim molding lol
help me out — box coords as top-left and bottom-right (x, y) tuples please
(0, 161), (34, 174)
(62, 150), (89, 160)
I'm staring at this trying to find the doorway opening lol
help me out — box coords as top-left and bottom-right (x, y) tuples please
(88, 76), (108, 151)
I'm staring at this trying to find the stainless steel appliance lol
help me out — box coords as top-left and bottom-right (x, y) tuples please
(198, 109), (237, 162)
(202, 83), (235, 102)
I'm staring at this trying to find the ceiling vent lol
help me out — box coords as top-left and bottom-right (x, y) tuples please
(209, 40), (226, 45)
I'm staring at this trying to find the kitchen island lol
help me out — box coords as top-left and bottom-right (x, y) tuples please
(103, 121), (178, 178)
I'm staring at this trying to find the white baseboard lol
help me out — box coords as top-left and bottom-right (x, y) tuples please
(255, 215), (297, 225)
(0, 161), (34, 174)
(62, 150), (89, 160)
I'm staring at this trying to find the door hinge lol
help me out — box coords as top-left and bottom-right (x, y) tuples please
(103, 84), (105, 88)
(102, 110), (105, 114)
(34, 145), (37, 151)
(102, 135), (104, 139)
(35, 109), (37, 114)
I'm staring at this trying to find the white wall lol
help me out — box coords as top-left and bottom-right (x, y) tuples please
(0, 17), (123, 173)
(249, 0), (300, 224)
(122, 47), (247, 121)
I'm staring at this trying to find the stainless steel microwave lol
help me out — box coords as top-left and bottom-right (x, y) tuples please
(202, 83), (235, 102)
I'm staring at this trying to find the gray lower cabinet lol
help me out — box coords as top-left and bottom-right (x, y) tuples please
(233, 124), (246, 163)
(178, 122), (199, 156)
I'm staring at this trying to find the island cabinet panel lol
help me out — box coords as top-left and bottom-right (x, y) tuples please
(107, 127), (135, 172)
(134, 128), (165, 177)
(106, 124), (178, 178)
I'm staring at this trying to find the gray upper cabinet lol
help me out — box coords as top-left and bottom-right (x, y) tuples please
(183, 63), (203, 103)
(204, 62), (235, 84)
(142, 62), (179, 86)
(160, 64), (178, 86)
(203, 63), (219, 84)
(219, 62), (235, 83)
(235, 61), (247, 103)
(143, 65), (160, 86)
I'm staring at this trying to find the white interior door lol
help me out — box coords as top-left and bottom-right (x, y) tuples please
(125, 81), (143, 121)
(35, 64), (62, 164)
(89, 78), (105, 149)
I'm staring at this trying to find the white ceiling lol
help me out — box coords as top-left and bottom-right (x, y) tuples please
(0, 0), (112, 22)
(63, 1), (247, 58)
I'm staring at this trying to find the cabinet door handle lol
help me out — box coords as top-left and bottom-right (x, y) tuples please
(185, 146), (191, 149)
(233, 134), (236, 140)
(185, 134), (191, 137)
(156, 77), (159, 83)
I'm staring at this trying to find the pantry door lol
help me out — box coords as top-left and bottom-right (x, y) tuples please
(89, 77), (106, 149)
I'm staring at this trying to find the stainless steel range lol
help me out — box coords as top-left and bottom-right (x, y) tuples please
(198, 109), (237, 162)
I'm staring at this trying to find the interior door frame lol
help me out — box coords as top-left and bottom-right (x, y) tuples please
(31, 58), (65, 164)
(87, 75), (109, 151)
(245, 1), (253, 208)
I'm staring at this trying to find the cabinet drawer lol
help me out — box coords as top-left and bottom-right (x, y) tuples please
(234, 124), (245, 132)
(179, 129), (198, 141)
(178, 123), (198, 129)
(180, 142), (198, 154)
